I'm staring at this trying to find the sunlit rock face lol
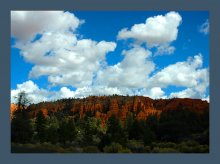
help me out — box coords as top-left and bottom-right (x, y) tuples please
(10, 95), (209, 124)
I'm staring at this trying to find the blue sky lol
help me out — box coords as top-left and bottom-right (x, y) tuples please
(11, 11), (209, 103)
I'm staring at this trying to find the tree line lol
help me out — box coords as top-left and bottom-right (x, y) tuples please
(11, 92), (209, 153)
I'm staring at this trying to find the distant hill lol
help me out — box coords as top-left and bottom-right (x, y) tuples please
(11, 95), (209, 124)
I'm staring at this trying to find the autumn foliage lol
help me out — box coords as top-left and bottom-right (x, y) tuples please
(11, 95), (209, 153)
(12, 95), (209, 123)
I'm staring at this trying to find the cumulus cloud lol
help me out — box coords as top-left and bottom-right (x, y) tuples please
(96, 46), (155, 88)
(11, 11), (116, 88)
(17, 35), (116, 87)
(11, 81), (166, 103)
(199, 19), (209, 35)
(11, 81), (79, 103)
(117, 11), (182, 47)
(10, 81), (124, 103)
(154, 44), (175, 56)
(202, 96), (210, 102)
(11, 11), (209, 101)
(11, 11), (82, 42)
(11, 80), (49, 103)
(148, 54), (209, 99)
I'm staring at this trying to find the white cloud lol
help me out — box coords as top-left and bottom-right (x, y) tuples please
(202, 95), (209, 102)
(59, 87), (75, 98)
(199, 19), (209, 35)
(149, 54), (209, 99)
(11, 80), (49, 103)
(149, 87), (165, 98)
(96, 46), (155, 88)
(11, 81), (166, 103)
(154, 44), (175, 56)
(148, 54), (207, 88)
(10, 81), (125, 103)
(19, 36), (116, 88)
(11, 11), (209, 101)
(11, 11), (117, 88)
(117, 11), (182, 47)
(11, 81), (78, 103)
(11, 11), (82, 42)
(169, 88), (199, 98)
(137, 87), (165, 99)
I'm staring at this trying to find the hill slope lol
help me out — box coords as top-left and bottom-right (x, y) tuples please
(11, 95), (209, 124)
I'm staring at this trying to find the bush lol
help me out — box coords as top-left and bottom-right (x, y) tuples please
(143, 146), (151, 153)
(119, 148), (132, 153)
(65, 147), (83, 153)
(152, 147), (179, 153)
(83, 146), (100, 153)
(180, 140), (199, 147)
(103, 142), (123, 153)
(152, 142), (177, 149)
(127, 140), (144, 153)
(178, 143), (209, 153)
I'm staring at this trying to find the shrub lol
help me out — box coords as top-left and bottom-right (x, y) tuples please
(103, 142), (123, 153)
(83, 146), (100, 153)
(178, 143), (209, 153)
(127, 140), (144, 153)
(152, 147), (179, 153)
(143, 146), (151, 153)
(119, 148), (132, 153)
(153, 142), (177, 149)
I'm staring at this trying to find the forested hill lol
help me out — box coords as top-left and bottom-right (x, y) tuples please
(11, 95), (209, 124)
(11, 95), (209, 153)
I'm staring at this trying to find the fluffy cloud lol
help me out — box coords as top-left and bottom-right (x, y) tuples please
(10, 81), (124, 103)
(202, 96), (209, 102)
(11, 80), (49, 103)
(12, 11), (116, 88)
(11, 81), (166, 104)
(17, 34), (116, 87)
(117, 11), (182, 47)
(11, 11), (82, 42)
(96, 46), (155, 88)
(148, 54), (206, 87)
(148, 54), (209, 99)
(154, 44), (175, 56)
(11, 81), (79, 103)
(11, 11), (209, 101)
(199, 19), (209, 35)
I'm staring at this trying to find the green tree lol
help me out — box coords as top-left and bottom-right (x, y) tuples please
(125, 112), (134, 139)
(35, 110), (47, 142)
(11, 91), (34, 143)
(46, 117), (59, 144)
(143, 124), (156, 146)
(106, 115), (127, 146)
(58, 118), (76, 144)
(158, 109), (193, 142)
(82, 117), (104, 146)
(129, 119), (146, 140)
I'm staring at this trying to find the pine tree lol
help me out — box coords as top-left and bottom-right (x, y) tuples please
(11, 91), (33, 143)
(106, 115), (127, 146)
(35, 110), (47, 142)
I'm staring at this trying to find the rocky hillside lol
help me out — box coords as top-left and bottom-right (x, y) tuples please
(11, 95), (209, 124)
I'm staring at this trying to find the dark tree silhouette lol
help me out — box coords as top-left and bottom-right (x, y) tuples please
(36, 110), (47, 142)
(11, 91), (33, 143)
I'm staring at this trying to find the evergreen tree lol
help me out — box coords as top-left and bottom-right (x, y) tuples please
(58, 118), (76, 144)
(35, 110), (47, 142)
(11, 91), (33, 143)
(46, 116), (59, 144)
(106, 115), (127, 146)
(125, 112), (134, 139)
(129, 119), (146, 140)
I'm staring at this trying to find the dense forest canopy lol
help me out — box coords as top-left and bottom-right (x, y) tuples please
(11, 93), (209, 153)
